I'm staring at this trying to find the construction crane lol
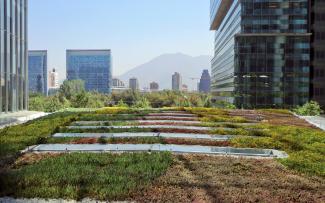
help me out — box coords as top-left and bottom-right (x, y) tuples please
(190, 77), (200, 82)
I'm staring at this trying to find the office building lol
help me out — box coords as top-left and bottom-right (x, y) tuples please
(129, 77), (139, 91)
(172, 72), (182, 91)
(210, 0), (311, 108)
(112, 78), (125, 88)
(66, 50), (112, 94)
(199, 69), (211, 93)
(150, 82), (159, 92)
(28, 51), (47, 95)
(0, 0), (28, 113)
(311, 1), (325, 107)
(49, 68), (59, 89)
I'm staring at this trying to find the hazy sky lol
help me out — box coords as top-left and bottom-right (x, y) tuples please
(29, 0), (213, 81)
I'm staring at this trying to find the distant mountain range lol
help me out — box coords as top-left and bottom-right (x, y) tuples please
(119, 53), (212, 90)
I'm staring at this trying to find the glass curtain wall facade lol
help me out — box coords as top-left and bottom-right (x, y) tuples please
(199, 69), (211, 93)
(28, 50), (47, 95)
(311, 0), (325, 107)
(0, 0), (28, 113)
(210, 0), (311, 108)
(66, 50), (112, 94)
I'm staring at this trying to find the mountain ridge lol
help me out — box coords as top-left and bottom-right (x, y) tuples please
(118, 53), (212, 90)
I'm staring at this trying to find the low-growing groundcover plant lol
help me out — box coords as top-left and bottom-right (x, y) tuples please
(0, 112), (78, 161)
(187, 107), (325, 177)
(230, 125), (325, 177)
(0, 153), (173, 200)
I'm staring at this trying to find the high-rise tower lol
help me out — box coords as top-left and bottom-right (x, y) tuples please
(0, 0), (29, 112)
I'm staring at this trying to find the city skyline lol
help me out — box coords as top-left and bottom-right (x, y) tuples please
(28, 0), (213, 81)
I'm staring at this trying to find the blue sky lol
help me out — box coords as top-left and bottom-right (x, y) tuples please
(29, 0), (213, 80)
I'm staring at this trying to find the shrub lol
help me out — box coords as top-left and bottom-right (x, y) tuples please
(293, 101), (324, 116)
(44, 95), (68, 112)
(29, 95), (46, 111)
(132, 97), (151, 109)
(116, 99), (128, 108)
(70, 92), (105, 108)
(215, 101), (236, 109)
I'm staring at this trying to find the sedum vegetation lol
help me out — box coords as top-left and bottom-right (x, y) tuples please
(0, 153), (172, 200)
(0, 106), (324, 201)
(186, 107), (325, 177)
(0, 113), (78, 161)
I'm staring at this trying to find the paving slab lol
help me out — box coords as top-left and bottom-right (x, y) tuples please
(0, 111), (49, 129)
(72, 120), (257, 126)
(67, 125), (216, 131)
(298, 115), (325, 131)
(143, 116), (200, 120)
(53, 132), (234, 140)
(28, 144), (288, 158)
(73, 120), (203, 125)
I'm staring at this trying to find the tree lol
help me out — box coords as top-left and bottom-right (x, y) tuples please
(71, 91), (105, 108)
(59, 80), (85, 100)
(29, 95), (46, 111)
(132, 97), (151, 109)
(44, 95), (67, 112)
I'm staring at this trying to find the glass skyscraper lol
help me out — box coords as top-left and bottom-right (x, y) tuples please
(172, 72), (182, 91)
(199, 69), (211, 93)
(66, 50), (112, 94)
(311, 0), (325, 107)
(0, 0), (28, 113)
(210, 0), (311, 108)
(28, 50), (47, 95)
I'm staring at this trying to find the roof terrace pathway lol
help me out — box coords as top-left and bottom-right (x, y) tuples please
(27, 144), (288, 159)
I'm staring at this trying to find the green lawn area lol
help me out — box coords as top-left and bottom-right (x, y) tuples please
(0, 153), (172, 200)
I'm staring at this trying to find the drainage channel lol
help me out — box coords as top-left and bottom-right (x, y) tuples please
(67, 125), (221, 131)
(53, 132), (234, 141)
(28, 144), (288, 158)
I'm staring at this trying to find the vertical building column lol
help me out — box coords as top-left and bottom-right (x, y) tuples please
(24, 0), (28, 110)
(0, 0), (4, 113)
(4, 0), (10, 112)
